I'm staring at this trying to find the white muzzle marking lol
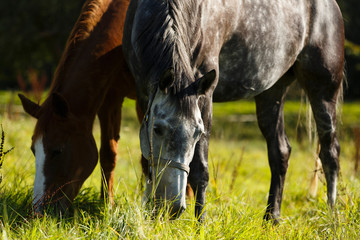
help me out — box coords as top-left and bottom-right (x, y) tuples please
(33, 136), (46, 209)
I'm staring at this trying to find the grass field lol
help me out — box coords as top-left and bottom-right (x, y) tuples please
(0, 91), (359, 239)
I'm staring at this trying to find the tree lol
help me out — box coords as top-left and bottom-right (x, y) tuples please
(0, 0), (359, 99)
(0, 0), (85, 89)
(338, 0), (360, 99)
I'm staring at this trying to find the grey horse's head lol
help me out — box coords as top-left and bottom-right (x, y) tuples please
(140, 69), (216, 218)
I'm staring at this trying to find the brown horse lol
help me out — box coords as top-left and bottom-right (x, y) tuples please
(19, 0), (140, 213)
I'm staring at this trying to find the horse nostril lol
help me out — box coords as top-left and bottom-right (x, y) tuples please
(169, 203), (186, 219)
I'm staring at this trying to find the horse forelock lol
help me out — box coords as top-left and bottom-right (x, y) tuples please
(133, 0), (200, 95)
(51, 0), (110, 92)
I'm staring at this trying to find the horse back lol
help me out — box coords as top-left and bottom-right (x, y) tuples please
(211, 0), (343, 101)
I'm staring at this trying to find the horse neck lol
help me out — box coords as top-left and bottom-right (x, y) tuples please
(50, 0), (128, 119)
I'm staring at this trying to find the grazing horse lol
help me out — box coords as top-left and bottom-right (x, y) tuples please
(123, 0), (344, 222)
(19, 0), (139, 213)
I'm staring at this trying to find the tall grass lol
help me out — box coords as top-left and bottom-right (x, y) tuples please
(0, 93), (359, 239)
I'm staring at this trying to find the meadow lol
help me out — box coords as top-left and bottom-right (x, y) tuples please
(0, 90), (359, 239)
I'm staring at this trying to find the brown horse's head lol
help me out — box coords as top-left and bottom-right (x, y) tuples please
(19, 93), (98, 214)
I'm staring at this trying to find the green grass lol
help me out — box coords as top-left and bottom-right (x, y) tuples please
(0, 92), (360, 239)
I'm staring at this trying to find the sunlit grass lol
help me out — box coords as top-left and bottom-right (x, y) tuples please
(0, 94), (359, 239)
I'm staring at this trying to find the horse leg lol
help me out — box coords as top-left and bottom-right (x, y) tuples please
(188, 99), (212, 222)
(98, 94), (124, 203)
(295, 63), (343, 210)
(294, 4), (344, 208)
(188, 138), (210, 222)
(255, 73), (294, 224)
(306, 96), (340, 209)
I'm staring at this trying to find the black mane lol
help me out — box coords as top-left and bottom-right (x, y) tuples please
(132, 0), (200, 95)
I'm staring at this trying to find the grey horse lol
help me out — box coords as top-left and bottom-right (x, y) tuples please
(123, 0), (344, 223)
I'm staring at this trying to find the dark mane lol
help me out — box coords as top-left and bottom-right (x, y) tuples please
(133, 0), (200, 95)
(50, 0), (109, 92)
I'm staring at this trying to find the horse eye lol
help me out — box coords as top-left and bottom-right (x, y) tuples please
(153, 125), (164, 136)
(194, 128), (204, 138)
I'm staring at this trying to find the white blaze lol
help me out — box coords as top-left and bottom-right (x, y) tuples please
(33, 136), (46, 209)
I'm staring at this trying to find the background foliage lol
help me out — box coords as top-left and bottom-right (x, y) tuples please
(0, 0), (86, 90)
(0, 0), (359, 99)
(338, 0), (360, 99)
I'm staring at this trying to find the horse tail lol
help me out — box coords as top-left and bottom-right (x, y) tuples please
(336, 67), (347, 124)
(295, 90), (316, 145)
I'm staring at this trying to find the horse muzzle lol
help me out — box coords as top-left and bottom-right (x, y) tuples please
(143, 156), (189, 219)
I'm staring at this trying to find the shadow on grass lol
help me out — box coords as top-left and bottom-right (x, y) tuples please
(0, 186), (107, 226)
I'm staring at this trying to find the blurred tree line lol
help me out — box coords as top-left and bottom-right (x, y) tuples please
(338, 0), (360, 100)
(0, 0), (359, 99)
(0, 0), (86, 91)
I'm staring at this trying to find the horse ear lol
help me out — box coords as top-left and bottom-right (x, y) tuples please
(197, 70), (216, 95)
(18, 94), (41, 119)
(52, 93), (69, 118)
(159, 68), (175, 92)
